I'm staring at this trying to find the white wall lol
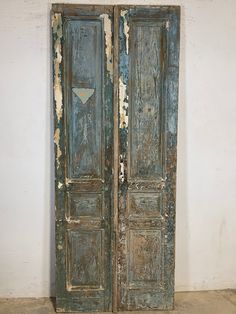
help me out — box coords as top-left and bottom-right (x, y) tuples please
(0, 0), (235, 297)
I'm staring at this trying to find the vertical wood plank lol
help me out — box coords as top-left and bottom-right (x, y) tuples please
(117, 5), (180, 311)
(112, 5), (119, 313)
(52, 4), (114, 312)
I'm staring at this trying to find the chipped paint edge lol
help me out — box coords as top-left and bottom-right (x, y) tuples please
(121, 10), (129, 54)
(119, 77), (128, 129)
(52, 13), (63, 170)
(119, 154), (125, 183)
(119, 9), (129, 187)
(54, 128), (62, 170)
(52, 13), (63, 122)
(166, 19), (170, 30)
(100, 13), (113, 81)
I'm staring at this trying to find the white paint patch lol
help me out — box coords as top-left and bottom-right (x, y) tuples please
(119, 77), (128, 128)
(166, 20), (170, 31)
(121, 10), (129, 54)
(100, 14), (113, 81)
(54, 128), (62, 169)
(65, 178), (72, 185)
(119, 154), (124, 183)
(58, 182), (63, 189)
(52, 13), (63, 122)
(66, 217), (80, 224)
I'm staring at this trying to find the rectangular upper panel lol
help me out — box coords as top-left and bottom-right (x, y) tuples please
(129, 20), (167, 180)
(66, 230), (104, 290)
(64, 19), (103, 179)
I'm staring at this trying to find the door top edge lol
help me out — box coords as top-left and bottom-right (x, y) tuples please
(51, 4), (114, 14)
(51, 4), (180, 12)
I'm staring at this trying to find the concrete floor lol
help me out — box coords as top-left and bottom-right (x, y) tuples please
(0, 290), (236, 314)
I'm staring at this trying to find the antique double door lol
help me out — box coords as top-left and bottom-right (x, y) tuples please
(52, 4), (180, 312)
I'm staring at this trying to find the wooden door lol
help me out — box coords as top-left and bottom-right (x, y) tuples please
(52, 4), (180, 312)
(52, 5), (114, 312)
(116, 6), (180, 311)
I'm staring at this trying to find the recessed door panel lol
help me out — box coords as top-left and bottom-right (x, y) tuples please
(66, 19), (103, 179)
(130, 21), (164, 179)
(66, 230), (104, 289)
(67, 192), (102, 219)
(128, 229), (163, 284)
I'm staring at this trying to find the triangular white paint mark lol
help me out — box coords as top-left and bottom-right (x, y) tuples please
(72, 88), (94, 104)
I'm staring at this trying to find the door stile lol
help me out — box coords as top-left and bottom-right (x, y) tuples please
(112, 5), (119, 313)
(117, 6), (129, 311)
(52, 12), (67, 309)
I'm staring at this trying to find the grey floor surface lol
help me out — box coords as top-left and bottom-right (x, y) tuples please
(0, 290), (236, 314)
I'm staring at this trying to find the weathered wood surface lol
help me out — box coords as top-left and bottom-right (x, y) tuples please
(117, 6), (180, 311)
(52, 4), (114, 312)
(52, 4), (180, 312)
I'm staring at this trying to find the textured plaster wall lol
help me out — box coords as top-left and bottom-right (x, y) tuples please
(0, 0), (236, 297)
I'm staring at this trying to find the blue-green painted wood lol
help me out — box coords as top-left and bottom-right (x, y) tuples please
(66, 19), (103, 179)
(117, 6), (180, 311)
(130, 21), (163, 179)
(53, 4), (180, 312)
(52, 4), (114, 312)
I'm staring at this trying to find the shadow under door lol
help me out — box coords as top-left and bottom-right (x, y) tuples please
(52, 4), (180, 312)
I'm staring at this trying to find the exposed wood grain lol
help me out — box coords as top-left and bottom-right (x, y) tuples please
(52, 5), (114, 312)
(117, 6), (180, 311)
(53, 4), (180, 312)
(66, 19), (103, 179)
(112, 5), (119, 313)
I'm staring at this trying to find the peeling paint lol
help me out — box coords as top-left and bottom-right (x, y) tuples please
(121, 10), (129, 54)
(166, 20), (170, 30)
(58, 181), (63, 189)
(66, 217), (81, 224)
(119, 154), (125, 183)
(119, 77), (128, 128)
(54, 128), (62, 169)
(100, 14), (113, 81)
(52, 13), (63, 122)
(57, 244), (63, 250)
(52, 4), (179, 312)
(65, 178), (72, 185)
